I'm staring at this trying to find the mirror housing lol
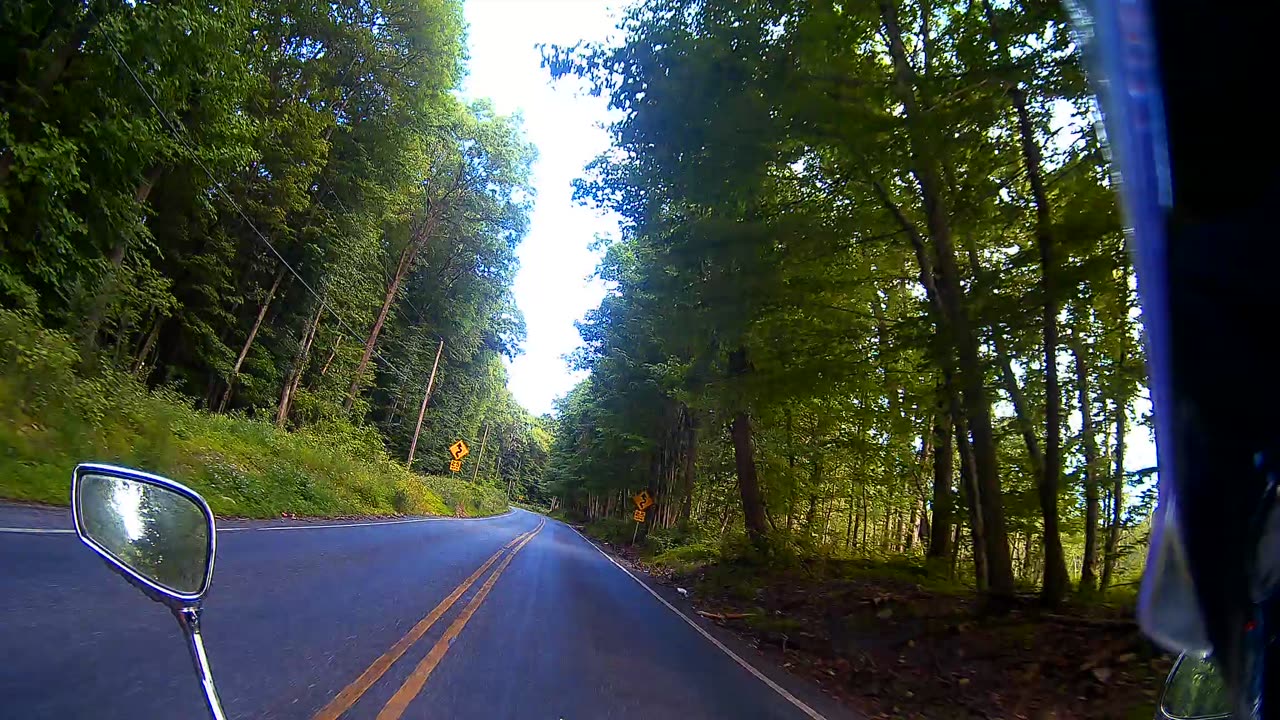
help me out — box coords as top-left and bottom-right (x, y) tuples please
(1157, 653), (1231, 719)
(71, 463), (217, 607)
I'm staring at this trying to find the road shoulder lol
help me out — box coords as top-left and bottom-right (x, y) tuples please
(555, 517), (863, 720)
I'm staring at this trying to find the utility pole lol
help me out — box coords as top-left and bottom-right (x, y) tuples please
(471, 422), (490, 482)
(406, 339), (444, 470)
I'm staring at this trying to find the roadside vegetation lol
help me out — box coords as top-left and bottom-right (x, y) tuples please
(0, 1), (549, 517)
(544, 1), (1162, 717)
(1, 310), (507, 518)
(563, 509), (1165, 720)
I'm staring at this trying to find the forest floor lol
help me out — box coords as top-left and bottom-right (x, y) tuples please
(583, 528), (1170, 720)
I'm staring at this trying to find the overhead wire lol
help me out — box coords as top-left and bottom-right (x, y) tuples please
(91, 13), (415, 383)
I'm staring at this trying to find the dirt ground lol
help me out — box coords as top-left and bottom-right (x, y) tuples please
(603, 540), (1170, 720)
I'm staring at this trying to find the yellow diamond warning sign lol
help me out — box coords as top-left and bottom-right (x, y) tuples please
(632, 490), (654, 510)
(449, 440), (470, 461)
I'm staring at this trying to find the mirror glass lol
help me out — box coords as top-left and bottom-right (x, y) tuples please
(1161, 654), (1230, 719)
(77, 473), (212, 596)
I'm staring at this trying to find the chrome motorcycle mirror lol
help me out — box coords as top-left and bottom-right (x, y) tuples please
(72, 463), (226, 720)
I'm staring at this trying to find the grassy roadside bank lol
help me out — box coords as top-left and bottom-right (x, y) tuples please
(560, 511), (1168, 720)
(0, 310), (506, 519)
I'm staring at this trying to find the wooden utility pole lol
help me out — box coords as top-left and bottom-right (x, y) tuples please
(406, 339), (445, 470)
(471, 422), (490, 482)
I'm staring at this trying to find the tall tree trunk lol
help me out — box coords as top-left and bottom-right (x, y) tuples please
(1102, 390), (1128, 589)
(955, 407), (988, 592)
(217, 265), (286, 413)
(845, 495), (855, 549)
(345, 208), (440, 410)
(881, 502), (892, 551)
(130, 313), (163, 376)
(928, 391), (954, 561)
(995, 336), (1045, 479)
(277, 300), (325, 427)
(968, 228), (1051, 493)
(679, 410), (697, 525)
(471, 422), (490, 482)
(785, 408), (797, 532)
(80, 165), (164, 356)
(905, 503), (917, 552)
(731, 410), (769, 550)
(345, 244), (412, 410)
(951, 523), (962, 577)
(728, 347), (769, 550)
(804, 492), (818, 535)
(1074, 335), (1102, 592)
(861, 484), (869, 547)
(1019, 92), (1068, 603)
(977, 0), (1066, 605)
(320, 336), (342, 376)
(853, 486), (864, 549)
(878, 0), (1014, 599)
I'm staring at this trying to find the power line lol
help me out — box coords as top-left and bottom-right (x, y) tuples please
(92, 14), (413, 383)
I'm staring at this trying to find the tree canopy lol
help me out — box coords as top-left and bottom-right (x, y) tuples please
(545, 0), (1149, 603)
(1, 0), (549, 500)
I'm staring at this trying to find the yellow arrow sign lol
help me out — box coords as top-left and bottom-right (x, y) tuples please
(449, 440), (470, 461)
(633, 490), (654, 510)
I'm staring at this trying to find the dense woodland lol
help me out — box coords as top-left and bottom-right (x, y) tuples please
(0, 0), (549, 498)
(544, 0), (1152, 604)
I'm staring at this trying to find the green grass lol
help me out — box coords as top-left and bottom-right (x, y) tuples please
(584, 516), (637, 545)
(0, 309), (506, 519)
(649, 541), (720, 573)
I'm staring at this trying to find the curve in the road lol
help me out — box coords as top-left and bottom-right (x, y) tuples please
(2, 508), (854, 719)
(313, 522), (539, 720)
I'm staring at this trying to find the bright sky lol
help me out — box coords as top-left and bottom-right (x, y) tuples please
(462, 0), (622, 416)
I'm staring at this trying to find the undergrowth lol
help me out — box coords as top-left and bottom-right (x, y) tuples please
(0, 309), (506, 519)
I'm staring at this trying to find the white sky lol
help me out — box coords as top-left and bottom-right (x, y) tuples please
(462, 0), (622, 416)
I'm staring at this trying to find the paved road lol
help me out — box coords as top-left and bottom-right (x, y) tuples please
(0, 504), (854, 719)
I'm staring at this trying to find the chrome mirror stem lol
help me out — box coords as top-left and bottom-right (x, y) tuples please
(176, 607), (228, 720)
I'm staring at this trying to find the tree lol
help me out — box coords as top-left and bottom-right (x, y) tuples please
(543, 0), (1150, 605)
(1, 0), (547, 494)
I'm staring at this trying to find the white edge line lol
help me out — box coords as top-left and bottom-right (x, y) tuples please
(0, 508), (517, 535)
(563, 522), (828, 720)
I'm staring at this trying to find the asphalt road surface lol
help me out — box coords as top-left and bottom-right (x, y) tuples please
(0, 504), (856, 719)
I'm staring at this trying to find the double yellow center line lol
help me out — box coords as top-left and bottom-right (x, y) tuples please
(314, 519), (545, 720)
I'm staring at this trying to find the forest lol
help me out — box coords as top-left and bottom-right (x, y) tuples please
(543, 0), (1152, 606)
(0, 0), (549, 514)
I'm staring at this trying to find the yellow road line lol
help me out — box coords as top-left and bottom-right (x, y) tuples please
(375, 519), (545, 720)
(312, 526), (535, 720)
